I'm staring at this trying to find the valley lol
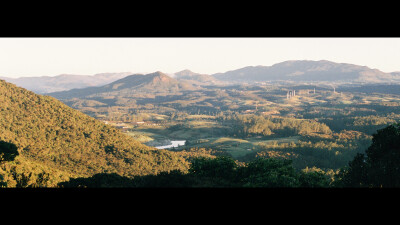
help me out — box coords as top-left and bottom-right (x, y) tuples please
(45, 68), (400, 171)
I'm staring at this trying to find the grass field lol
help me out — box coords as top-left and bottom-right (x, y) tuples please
(176, 135), (302, 158)
(125, 131), (155, 143)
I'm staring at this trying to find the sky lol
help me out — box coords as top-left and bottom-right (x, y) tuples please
(1, 38), (400, 78)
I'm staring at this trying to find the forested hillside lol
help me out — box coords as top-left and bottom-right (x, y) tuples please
(0, 80), (189, 187)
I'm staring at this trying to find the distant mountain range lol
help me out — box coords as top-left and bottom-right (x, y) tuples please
(2, 60), (400, 95)
(212, 60), (400, 83)
(0, 72), (133, 93)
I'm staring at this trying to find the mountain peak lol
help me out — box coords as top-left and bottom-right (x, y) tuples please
(146, 71), (175, 83)
(273, 59), (336, 67)
(175, 69), (194, 74)
(149, 71), (170, 77)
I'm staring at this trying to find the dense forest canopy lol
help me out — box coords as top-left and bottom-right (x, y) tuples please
(0, 80), (189, 187)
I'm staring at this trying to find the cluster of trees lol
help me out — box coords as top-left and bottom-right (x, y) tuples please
(59, 156), (332, 188)
(217, 114), (332, 138)
(246, 146), (351, 171)
(320, 114), (400, 135)
(240, 136), (371, 170)
(352, 115), (399, 127)
(0, 140), (70, 187)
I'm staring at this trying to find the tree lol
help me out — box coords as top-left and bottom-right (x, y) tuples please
(58, 173), (136, 188)
(189, 156), (237, 180)
(335, 153), (368, 187)
(238, 158), (300, 187)
(299, 167), (331, 188)
(0, 141), (19, 163)
(0, 175), (5, 187)
(132, 170), (193, 188)
(336, 123), (400, 187)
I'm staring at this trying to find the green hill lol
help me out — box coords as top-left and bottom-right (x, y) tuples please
(0, 79), (189, 187)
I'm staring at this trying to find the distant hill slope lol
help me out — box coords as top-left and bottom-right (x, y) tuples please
(48, 71), (198, 99)
(1, 72), (133, 93)
(391, 72), (400, 78)
(337, 84), (400, 95)
(174, 69), (219, 85)
(0, 79), (188, 187)
(212, 60), (398, 83)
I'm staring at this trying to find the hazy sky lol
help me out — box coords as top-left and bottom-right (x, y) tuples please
(1, 38), (400, 78)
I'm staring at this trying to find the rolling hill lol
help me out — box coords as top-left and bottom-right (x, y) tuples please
(48, 71), (198, 99)
(0, 79), (189, 187)
(173, 69), (219, 85)
(212, 60), (399, 83)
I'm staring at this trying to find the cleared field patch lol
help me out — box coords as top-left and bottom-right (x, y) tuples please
(340, 100), (353, 104)
(188, 115), (216, 120)
(125, 130), (155, 143)
(204, 137), (255, 158)
(212, 137), (250, 144)
(187, 120), (219, 128)
(168, 128), (213, 140)
(253, 136), (301, 146)
(184, 135), (302, 158)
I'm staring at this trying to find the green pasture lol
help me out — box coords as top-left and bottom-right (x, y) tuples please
(181, 135), (302, 158)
